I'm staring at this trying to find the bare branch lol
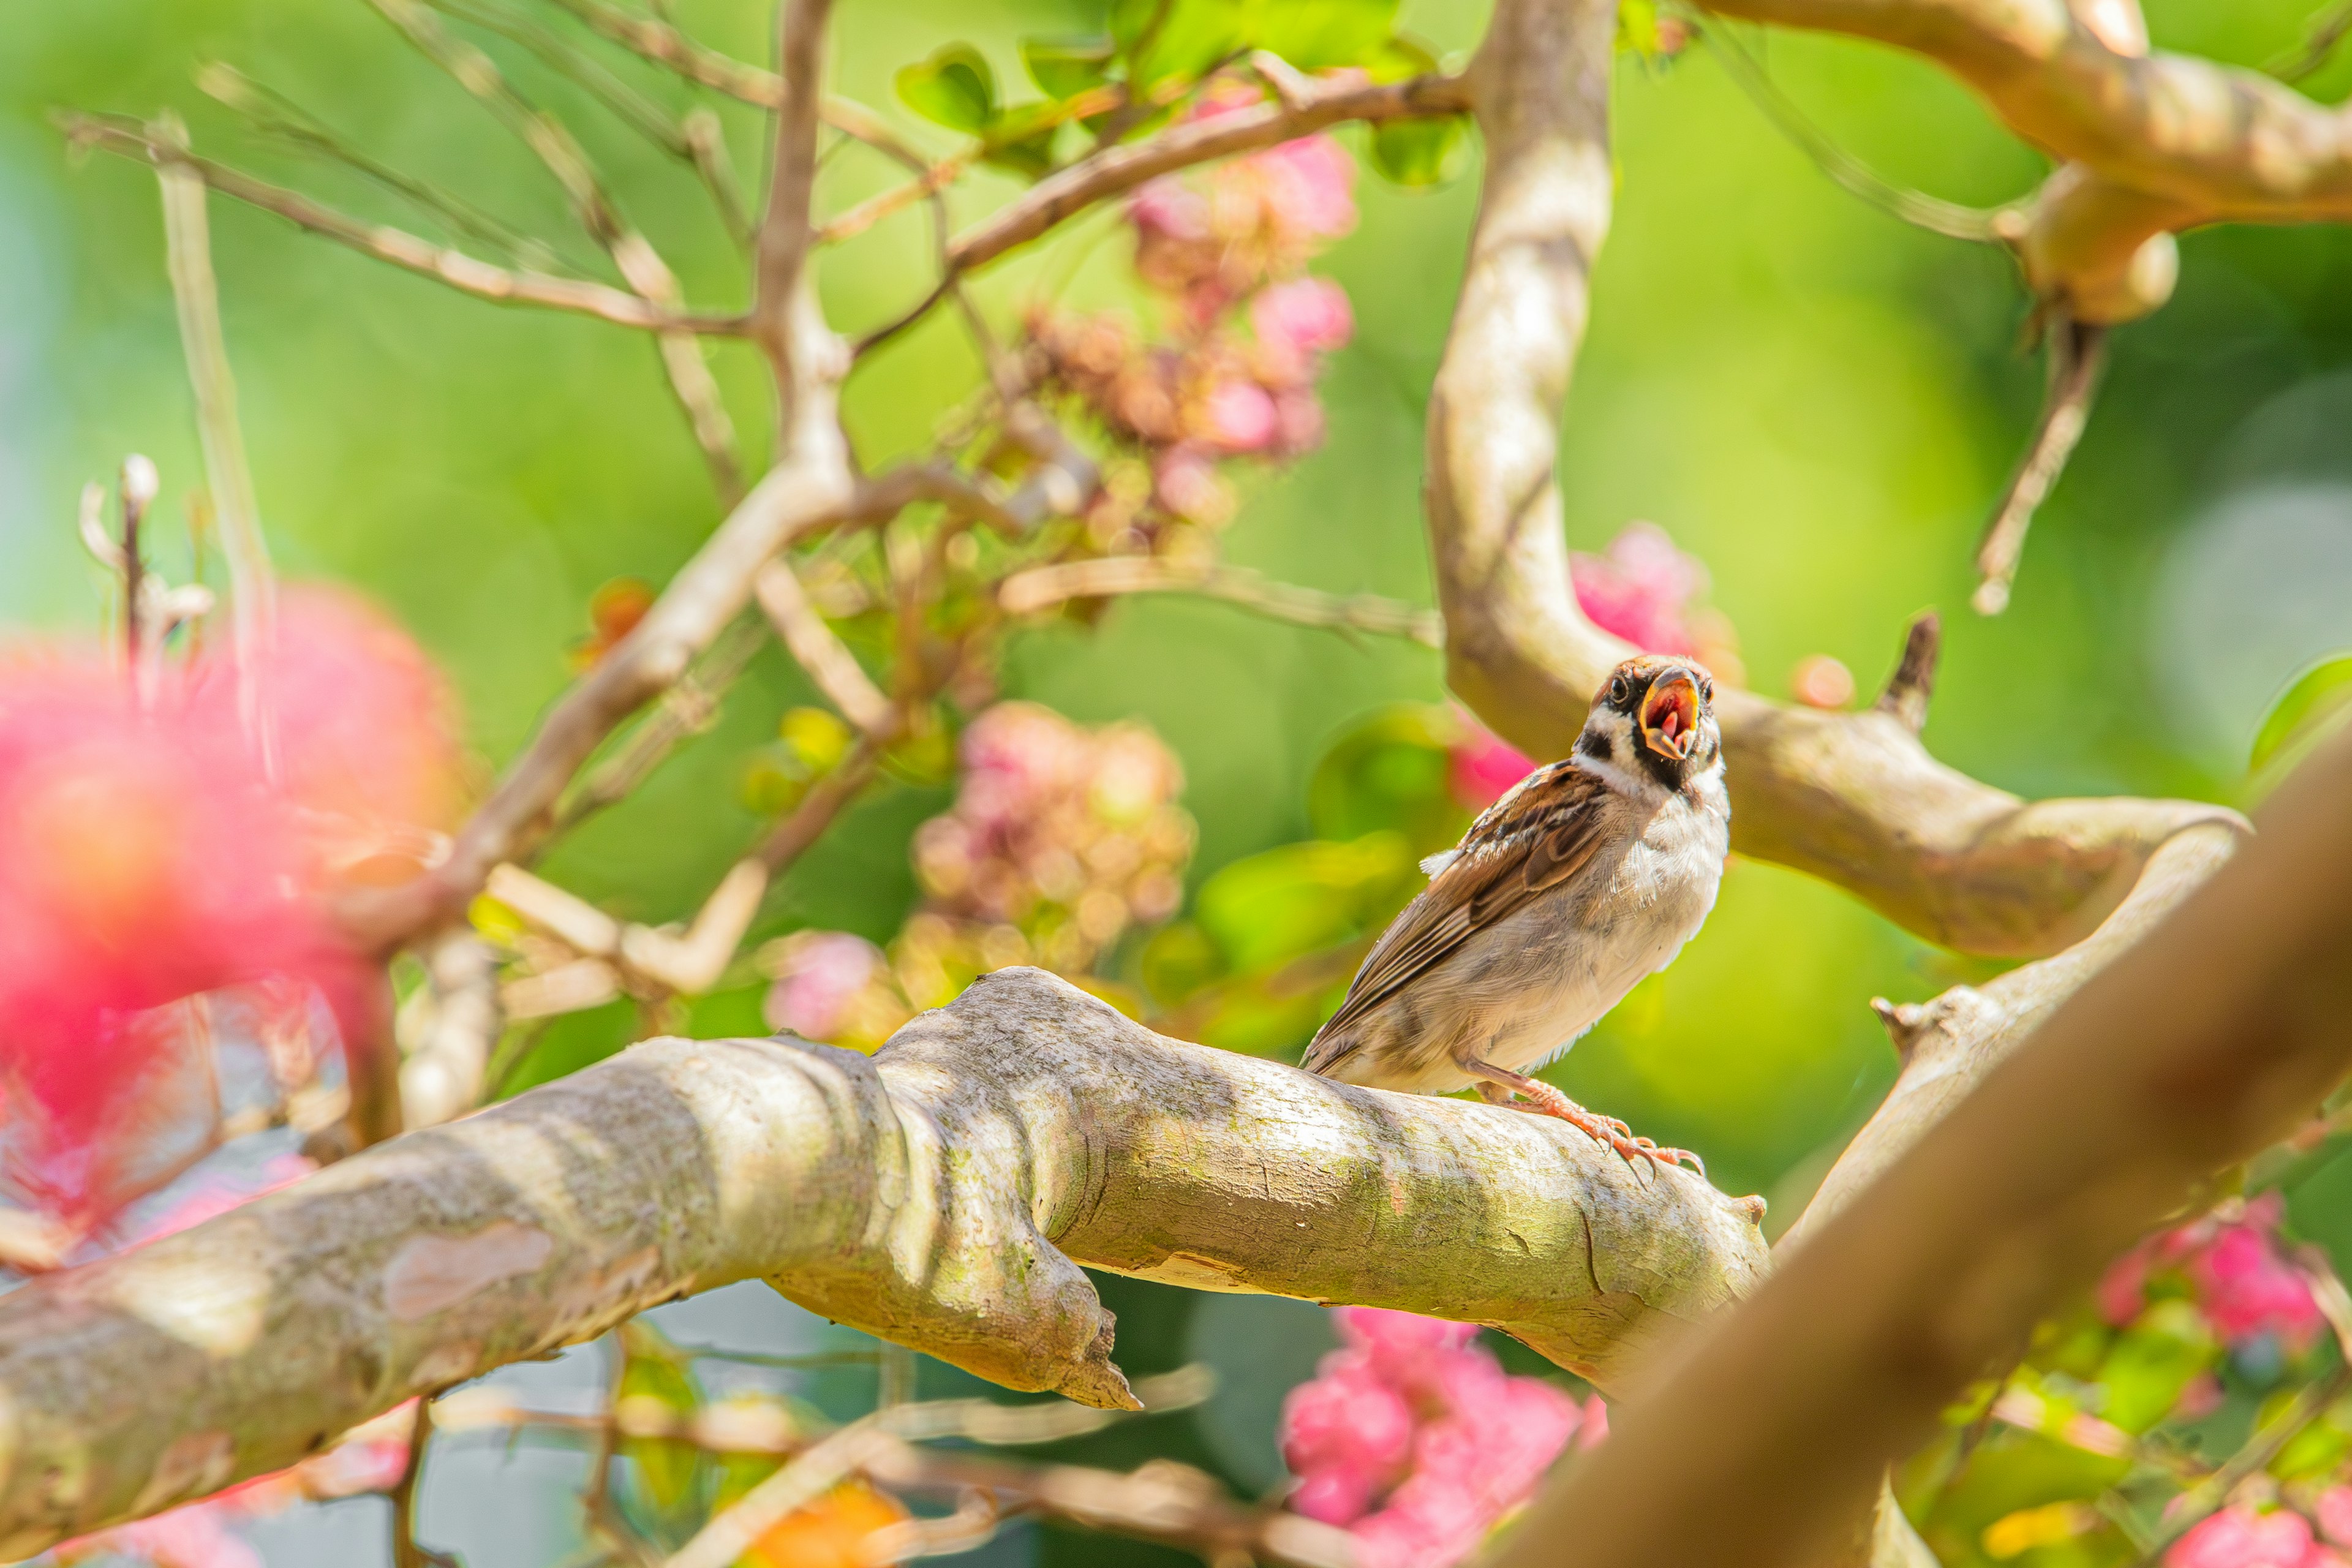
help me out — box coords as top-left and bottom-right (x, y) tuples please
(364, 0), (743, 500)
(754, 559), (894, 734)
(156, 117), (278, 778)
(1493, 725), (2352, 1568)
(399, 930), (503, 1129)
(1000, 556), (1445, 648)
(751, 0), (833, 409)
(541, 0), (786, 108)
(1696, 0), (2352, 320)
(945, 72), (1474, 276)
(1972, 315), (2106, 615)
(0, 970), (1767, 1554)
(339, 443), (854, 952)
(60, 116), (746, 334)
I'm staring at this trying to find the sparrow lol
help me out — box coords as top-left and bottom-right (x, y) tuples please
(1303, 655), (1728, 1174)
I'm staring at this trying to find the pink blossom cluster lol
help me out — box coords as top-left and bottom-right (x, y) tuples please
(0, 587), (460, 1219)
(2098, 1193), (2326, 1352)
(766, 703), (1194, 1046)
(1280, 1308), (1595, 1568)
(2168, 1496), (2352, 1568)
(1027, 81), (1357, 545)
(1445, 524), (1741, 812)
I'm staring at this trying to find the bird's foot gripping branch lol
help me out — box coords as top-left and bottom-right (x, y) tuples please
(0, 968), (1766, 1556)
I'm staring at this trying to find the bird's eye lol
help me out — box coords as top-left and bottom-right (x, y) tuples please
(1608, 676), (1629, 705)
(1701, 678), (1714, 701)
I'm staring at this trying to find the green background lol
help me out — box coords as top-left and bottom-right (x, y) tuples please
(10, 1), (2352, 1562)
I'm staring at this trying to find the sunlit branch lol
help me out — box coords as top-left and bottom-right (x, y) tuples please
(541, 0), (788, 109)
(753, 560), (894, 734)
(552, 617), (766, 836)
(59, 116), (746, 334)
(1972, 315), (2107, 615)
(815, 84), (1126, 247)
(943, 70), (1472, 274)
(1000, 556), (1445, 648)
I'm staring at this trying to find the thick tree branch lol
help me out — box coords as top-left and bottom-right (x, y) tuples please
(1494, 714), (2352, 1568)
(1423, 0), (2237, 960)
(0, 970), (1766, 1556)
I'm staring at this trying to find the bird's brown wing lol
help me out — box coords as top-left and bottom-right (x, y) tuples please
(1303, 763), (1610, 1074)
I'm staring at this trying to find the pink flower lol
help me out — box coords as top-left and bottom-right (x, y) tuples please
(762, 932), (887, 1041)
(2196, 1221), (2324, 1349)
(0, 589), (453, 1219)
(1283, 1309), (1585, 1568)
(1270, 388), (1327, 455)
(1449, 726), (1537, 812)
(1250, 135), (1357, 241)
(1571, 522), (1708, 656)
(56, 1500), (264, 1568)
(1200, 378), (1279, 453)
(1252, 278), (1354, 380)
(1129, 178), (1210, 243)
(2102, 1195), (2324, 1351)
(2166, 1506), (2324, 1568)
(2321, 1489), (2352, 1550)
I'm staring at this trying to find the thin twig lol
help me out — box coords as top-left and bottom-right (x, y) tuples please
(390, 1396), (451, 1568)
(945, 71), (1472, 276)
(1973, 315), (2107, 615)
(365, 0), (743, 501)
(156, 115), (278, 778)
(541, 0), (786, 108)
(553, 616), (766, 835)
(61, 116), (745, 334)
(1699, 20), (2003, 244)
(423, 0), (752, 242)
(197, 64), (571, 271)
(2267, 0), (2352, 81)
(1000, 556), (1444, 647)
(754, 559), (893, 734)
(815, 85), (1126, 246)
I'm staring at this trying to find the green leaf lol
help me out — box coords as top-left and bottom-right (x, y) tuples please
(1306, 703), (1469, 855)
(1256, 0), (1399, 71)
(2095, 1300), (2215, 1433)
(1194, 833), (1417, 972)
(1116, 0), (1250, 92)
(617, 1322), (703, 1516)
(1370, 112), (1469, 187)
(979, 100), (1063, 181)
(1142, 920), (1224, 1005)
(2252, 654), (2352, 774)
(895, 43), (998, 133)
(1022, 34), (1117, 99)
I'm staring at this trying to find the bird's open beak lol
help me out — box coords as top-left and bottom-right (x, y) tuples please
(1640, 669), (1701, 761)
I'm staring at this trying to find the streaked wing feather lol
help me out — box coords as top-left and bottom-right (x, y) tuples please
(1306, 764), (1608, 1071)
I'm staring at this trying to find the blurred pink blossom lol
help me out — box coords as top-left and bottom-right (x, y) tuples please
(1240, 135), (1358, 242)
(1571, 522), (1708, 657)
(1202, 379), (1280, 453)
(2320, 1489), (2352, 1549)
(2098, 1194), (2324, 1351)
(1280, 1308), (1589, 1568)
(1450, 725), (1538, 813)
(761, 932), (888, 1041)
(0, 589), (458, 1220)
(1253, 278), (1354, 383)
(2166, 1506), (2338, 1568)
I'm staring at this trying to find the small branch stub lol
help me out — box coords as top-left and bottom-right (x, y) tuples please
(1871, 612), (1940, 734)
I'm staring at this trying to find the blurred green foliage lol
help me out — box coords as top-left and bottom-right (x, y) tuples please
(13, 0), (2352, 1562)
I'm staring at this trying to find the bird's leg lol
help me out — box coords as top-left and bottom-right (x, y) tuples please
(1457, 1051), (1705, 1177)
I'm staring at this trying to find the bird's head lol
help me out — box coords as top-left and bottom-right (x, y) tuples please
(1575, 654), (1722, 793)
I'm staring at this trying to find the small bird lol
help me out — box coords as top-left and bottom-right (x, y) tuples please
(1303, 655), (1728, 1174)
